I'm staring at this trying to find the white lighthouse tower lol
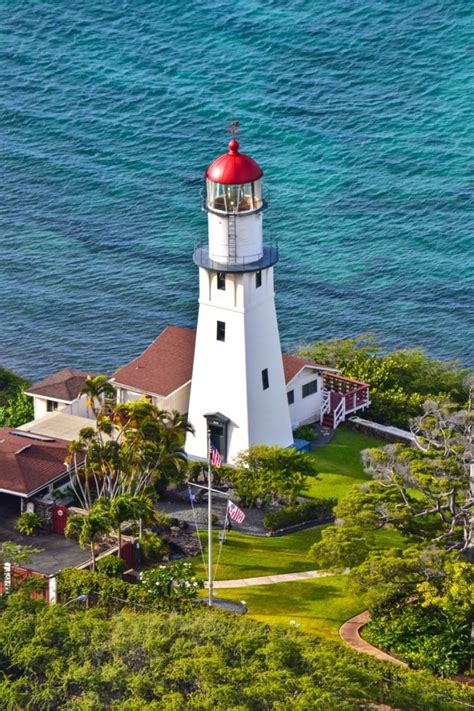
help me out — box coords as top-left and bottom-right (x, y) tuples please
(185, 137), (293, 463)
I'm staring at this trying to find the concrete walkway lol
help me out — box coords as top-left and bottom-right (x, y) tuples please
(339, 611), (408, 666)
(206, 568), (339, 589)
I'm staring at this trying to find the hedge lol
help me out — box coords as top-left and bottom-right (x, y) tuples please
(262, 498), (336, 532)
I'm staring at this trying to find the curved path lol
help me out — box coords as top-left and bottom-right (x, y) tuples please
(206, 569), (339, 589)
(339, 611), (407, 666)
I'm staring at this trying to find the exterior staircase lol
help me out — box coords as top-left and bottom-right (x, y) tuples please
(320, 374), (371, 430)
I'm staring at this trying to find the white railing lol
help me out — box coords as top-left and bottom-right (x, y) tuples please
(321, 389), (330, 420)
(333, 398), (346, 429)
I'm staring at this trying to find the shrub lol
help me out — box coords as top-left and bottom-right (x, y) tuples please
(365, 604), (471, 677)
(153, 512), (173, 531)
(139, 532), (167, 563)
(140, 561), (204, 600)
(16, 512), (42, 536)
(96, 555), (126, 578)
(57, 568), (177, 610)
(262, 499), (336, 532)
(293, 425), (315, 441)
(298, 334), (471, 428)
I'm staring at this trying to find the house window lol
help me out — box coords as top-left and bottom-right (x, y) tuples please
(262, 368), (269, 390)
(217, 272), (226, 290)
(302, 379), (318, 398)
(217, 321), (226, 342)
(256, 270), (262, 288)
(46, 400), (58, 412)
(287, 389), (294, 405)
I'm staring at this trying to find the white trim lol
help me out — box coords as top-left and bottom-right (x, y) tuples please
(0, 467), (74, 499)
(24, 392), (73, 404)
(111, 379), (192, 401)
(285, 365), (322, 387)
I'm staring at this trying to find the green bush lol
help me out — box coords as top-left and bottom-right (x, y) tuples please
(153, 512), (173, 531)
(262, 499), (336, 532)
(298, 334), (471, 428)
(96, 555), (126, 578)
(0, 591), (472, 710)
(139, 532), (167, 563)
(293, 425), (315, 441)
(15, 512), (42, 536)
(365, 604), (471, 677)
(140, 561), (204, 600)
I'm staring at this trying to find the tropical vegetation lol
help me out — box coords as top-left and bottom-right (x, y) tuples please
(227, 445), (318, 507)
(310, 399), (473, 675)
(0, 592), (471, 710)
(299, 333), (471, 427)
(15, 511), (42, 536)
(66, 375), (192, 509)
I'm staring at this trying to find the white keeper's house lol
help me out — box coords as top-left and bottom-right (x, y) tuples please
(22, 138), (370, 464)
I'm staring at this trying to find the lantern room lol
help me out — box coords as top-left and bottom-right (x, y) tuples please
(196, 138), (275, 269)
(205, 139), (264, 214)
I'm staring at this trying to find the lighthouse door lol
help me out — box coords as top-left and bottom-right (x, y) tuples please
(209, 424), (226, 462)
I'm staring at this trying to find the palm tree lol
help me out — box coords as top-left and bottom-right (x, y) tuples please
(66, 392), (194, 510)
(80, 375), (116, 418)
(65, 510), (111, 571)
(129, 491), (158, 539)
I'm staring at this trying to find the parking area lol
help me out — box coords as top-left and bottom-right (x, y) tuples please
(0, 493), (93, 576)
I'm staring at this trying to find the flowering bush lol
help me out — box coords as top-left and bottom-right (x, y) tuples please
(140, 561), (203, 600)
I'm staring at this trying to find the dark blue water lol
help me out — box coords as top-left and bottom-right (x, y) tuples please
(1, 1), (472, 380)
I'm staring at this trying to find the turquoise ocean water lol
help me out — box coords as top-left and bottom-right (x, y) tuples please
(1, 1), (472, 380)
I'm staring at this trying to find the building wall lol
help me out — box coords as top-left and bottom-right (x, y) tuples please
(186, 265), (293, 463)
(32, 394), (92, 420)
(116, 384), (191, 416)
(286, 369), (323, 428)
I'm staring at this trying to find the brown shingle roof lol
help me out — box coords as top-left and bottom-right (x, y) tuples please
(112, 326), (196, 398)
(282, 354), (323, 383)
(26, 368), (91, 402)
(0, 429), (71, 496)
(112, 326), (334, 396)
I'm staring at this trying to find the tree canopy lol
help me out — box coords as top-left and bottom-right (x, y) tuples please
(229, 445), (318, 508)
(299, 334), (471, 427)
(309, 400), (473, 675)
(66, 376), (193, 509)
(0, 592), (471, 710)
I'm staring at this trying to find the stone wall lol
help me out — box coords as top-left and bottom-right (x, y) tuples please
(344, 417), (416, 446)
(30, 497), (54, 531)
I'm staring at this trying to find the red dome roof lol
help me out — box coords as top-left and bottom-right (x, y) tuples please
(205, 139), (263, 185)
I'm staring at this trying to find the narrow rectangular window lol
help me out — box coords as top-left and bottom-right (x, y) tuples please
(302, 379), (318, 398)
(262, 368), (269, 390)
(216, 321), (226, 342)
(46, 400), (58, 412)
(287, 389), (294, 405)
(217, 272), (226, 290)
(256, 270), (262, 288)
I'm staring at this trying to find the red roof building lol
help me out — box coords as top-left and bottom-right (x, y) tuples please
(0, 429), (71, 498)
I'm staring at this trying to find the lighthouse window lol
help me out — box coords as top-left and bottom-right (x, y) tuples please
(302, 379), (318, 398)
(216, 321), (226, 342)
(255, 270), (262, 288)
(217, 272), (226, 290)
(262, 368), (269, 390)
(287, 390), (295, 405)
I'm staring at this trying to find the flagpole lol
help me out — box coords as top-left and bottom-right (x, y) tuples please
(207, 427), (213, 607)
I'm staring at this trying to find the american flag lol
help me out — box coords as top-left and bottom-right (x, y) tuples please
(227, 499), (245, 524)
(209, 444), (222, 468)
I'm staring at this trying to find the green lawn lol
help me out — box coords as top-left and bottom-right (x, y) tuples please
(214, 575), (364, 641)
(191, 526), (326, 580)
(304, 428), (384, 502)
(187, 429), (398, 641)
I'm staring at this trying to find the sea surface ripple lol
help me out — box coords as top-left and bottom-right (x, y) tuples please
(0, 0), (472, 379)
